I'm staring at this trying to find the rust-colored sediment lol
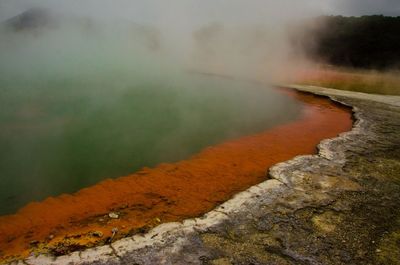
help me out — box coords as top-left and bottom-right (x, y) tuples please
(0, 89), (353, 262)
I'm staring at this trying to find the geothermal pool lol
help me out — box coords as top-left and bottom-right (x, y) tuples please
(0, 74), (302, 215)
(0, 20), (352, 262)
(0, 85), (353, 262)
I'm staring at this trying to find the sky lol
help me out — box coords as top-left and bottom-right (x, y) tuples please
(0, 0), (399, 24)
(331, 0), (400, 16)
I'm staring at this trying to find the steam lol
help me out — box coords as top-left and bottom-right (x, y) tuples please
(0, 0), (334, 84)
(1, 0), (396, 82)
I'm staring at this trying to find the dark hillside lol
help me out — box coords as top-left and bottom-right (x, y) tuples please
(2, 8), (54, 31)
(297, 16), (400, 69)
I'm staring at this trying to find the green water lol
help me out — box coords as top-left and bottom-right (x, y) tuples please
(0, 27), (302, 215)
(0, 73), (302, 215)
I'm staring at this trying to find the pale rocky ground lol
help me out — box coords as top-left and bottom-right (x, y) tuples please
(11, 85), (400, 265)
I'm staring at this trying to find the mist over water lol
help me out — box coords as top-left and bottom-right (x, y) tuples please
(0, 0), (385, 214)
(0, 70), (302, 214)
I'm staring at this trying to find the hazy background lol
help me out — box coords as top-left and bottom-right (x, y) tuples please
(1, 0), (399, 81)
(1, 0), (399, 22)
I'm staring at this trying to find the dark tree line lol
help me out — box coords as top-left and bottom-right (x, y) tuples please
(298, 15), (400, 69)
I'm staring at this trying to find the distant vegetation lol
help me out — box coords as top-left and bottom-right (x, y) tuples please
(297, 15), (400, 70)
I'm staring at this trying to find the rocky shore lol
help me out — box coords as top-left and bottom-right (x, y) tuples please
(10, 85), (400, 265)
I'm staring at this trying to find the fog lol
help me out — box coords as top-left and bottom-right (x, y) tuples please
(0, 0), (395, 213)
(1, 0), (397, 81)
(0, 0), (331, 83)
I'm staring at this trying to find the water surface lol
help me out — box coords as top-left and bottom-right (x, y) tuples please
(0, 73), (301, 214)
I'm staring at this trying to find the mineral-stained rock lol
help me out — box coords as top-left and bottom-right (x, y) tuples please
(108, 212), (119, 219)
(90, 231), (103, 238)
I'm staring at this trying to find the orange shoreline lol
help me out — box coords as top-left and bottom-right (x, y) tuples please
(0, 89), (353, 262)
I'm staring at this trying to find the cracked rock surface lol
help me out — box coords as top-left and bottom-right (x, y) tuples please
(12, 86), (400, 265)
